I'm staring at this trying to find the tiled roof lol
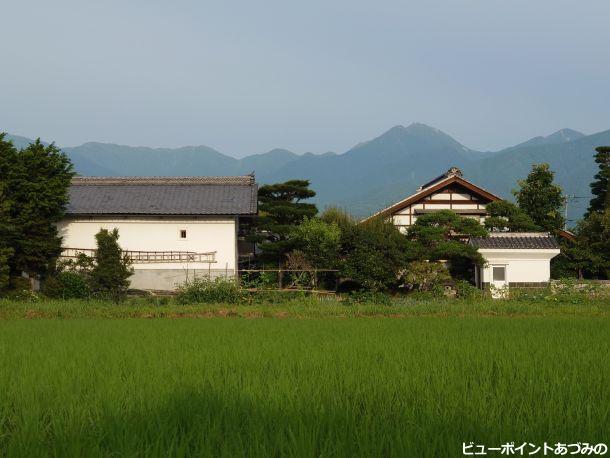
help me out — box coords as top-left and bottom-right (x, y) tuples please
(67, 176), (257, 216)
(470, 232), (560, 249)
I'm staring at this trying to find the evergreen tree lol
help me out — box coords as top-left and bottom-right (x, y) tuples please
(340, 218), (410, 291)
(484, 200), (540, 232)
(586, 146), (610, 216)
(0, 136), (16, 289)
(514, 163), (564, 233)
(90, 229), (133, 301)
(406, 210), (487, 278)
(252, 180), (317, 265)
(0, 136), (74, 282)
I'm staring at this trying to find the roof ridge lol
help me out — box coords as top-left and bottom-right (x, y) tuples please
(71, 175), (255, 186)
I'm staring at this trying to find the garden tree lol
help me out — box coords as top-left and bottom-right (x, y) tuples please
(287, 218), (341, 268)
(572, 210), (610, 278)
(586, 146), (610, 217)
(398, 261), (451, 292)
(484, 200), (540, 232)
(340, 218), (410, 291)
(406, 210), (487, 279)
(0, 135), (74, 283)
(514, 163), (564, 233)
(90, 229), (133, 301)
(0, 135), (17, 289)
(251, 180), (317, 265)
(555, 147), (610, 279)
(320, 206), (356, 229)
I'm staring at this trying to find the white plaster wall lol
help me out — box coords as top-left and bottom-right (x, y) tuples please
(452, 203), (481, 210)
(392, 215), (411, 225)
(57, 216), (237, 271)
(479, 250), (559, 283)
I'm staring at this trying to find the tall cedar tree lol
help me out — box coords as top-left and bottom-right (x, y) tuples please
(586, 146), (610, 216)
(0, 135), (73, 282)
(514, 163), (564, 233)
(0, 136), (18, 289)
(253, 180), (317, 265)
(90, 229), (133, 301)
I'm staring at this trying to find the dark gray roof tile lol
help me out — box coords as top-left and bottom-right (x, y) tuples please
(470, 233), (560, 249)
(67, 176), (257, 215)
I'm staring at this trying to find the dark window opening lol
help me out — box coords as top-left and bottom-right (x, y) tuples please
(180, 230), (187, 239)
(492, 266), (506, 282)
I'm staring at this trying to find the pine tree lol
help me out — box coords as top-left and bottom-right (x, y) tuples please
(251, 180), (318, 265)
(514, 163), (564, 233)
(586, 146), (610, 216)
(90, 229), (133, 301)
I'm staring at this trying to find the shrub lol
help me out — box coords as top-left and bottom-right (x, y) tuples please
(43, 271), (91, 299)
(90, 229), (133, 302)
(398, 261), (451, 292)
(176, 277), (244, 305)
(344, 291), (392, 305)
(455, 280), (483, 300)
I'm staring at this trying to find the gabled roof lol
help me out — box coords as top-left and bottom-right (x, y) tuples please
(67, 175), (258, 216)
(469, 232), (560, 250)
(362, 168), (502, 222)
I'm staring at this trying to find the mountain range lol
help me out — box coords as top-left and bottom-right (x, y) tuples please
(6, 123), (609, 223)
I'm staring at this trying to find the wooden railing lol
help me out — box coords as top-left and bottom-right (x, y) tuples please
(61, 248), (216, 264)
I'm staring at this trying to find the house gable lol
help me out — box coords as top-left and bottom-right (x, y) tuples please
(363, 170), (502, 231)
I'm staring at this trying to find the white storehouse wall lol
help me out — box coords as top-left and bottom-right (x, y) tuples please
(57, 216), (238, 290)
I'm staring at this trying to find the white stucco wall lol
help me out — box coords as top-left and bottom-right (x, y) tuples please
(479, 249), (560, 284)
(57, 216), (238, 290)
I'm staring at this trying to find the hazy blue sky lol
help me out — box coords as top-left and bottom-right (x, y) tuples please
(1, 0), (609, 157)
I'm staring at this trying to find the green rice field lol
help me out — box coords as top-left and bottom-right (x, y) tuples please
(0, 305), (608, 456)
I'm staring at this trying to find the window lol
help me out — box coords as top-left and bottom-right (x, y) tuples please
(492, 266), (506, 282)
(179, 229), (187, 239)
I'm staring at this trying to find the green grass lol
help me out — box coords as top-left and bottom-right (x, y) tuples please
(0, 309), (608, 456)
(1, 295), (610, 319)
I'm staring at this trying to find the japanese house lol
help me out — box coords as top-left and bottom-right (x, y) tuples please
(365, 167), (562, 291)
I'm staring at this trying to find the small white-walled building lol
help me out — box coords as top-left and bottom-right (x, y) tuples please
(58, 176), (257, 291)
(470, 233), (560, 292)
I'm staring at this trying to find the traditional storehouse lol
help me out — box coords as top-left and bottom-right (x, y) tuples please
(58, 175), (257, 291)
(362, 167), (500, 231)
(366, 167), (563, 292)
(470, 233), (560, 294)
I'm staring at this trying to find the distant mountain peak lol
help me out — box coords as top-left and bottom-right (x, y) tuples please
(512, 128), (585, 150)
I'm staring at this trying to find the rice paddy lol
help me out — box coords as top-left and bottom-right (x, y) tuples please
(0, 306), (608, 456)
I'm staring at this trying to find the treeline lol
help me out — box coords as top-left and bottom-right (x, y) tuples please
(249, 152), (610, 290)
(1, 131), (609, 298)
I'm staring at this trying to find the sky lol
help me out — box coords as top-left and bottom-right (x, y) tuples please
(1, 0), (609, 157)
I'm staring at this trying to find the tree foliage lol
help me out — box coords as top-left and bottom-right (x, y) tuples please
(0, 134), (74, 283)
(484, 200), (540, 232)
(90, 229), (133, 301)
(586, 146), (610, 217)
(339, 218), (410, 291)
(287, 218), (341, 268)
(514, 163), (564, 233)
(252, 180), (318, 265)
(405, 211), (486, 278)
(398, 261), (451, 292)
